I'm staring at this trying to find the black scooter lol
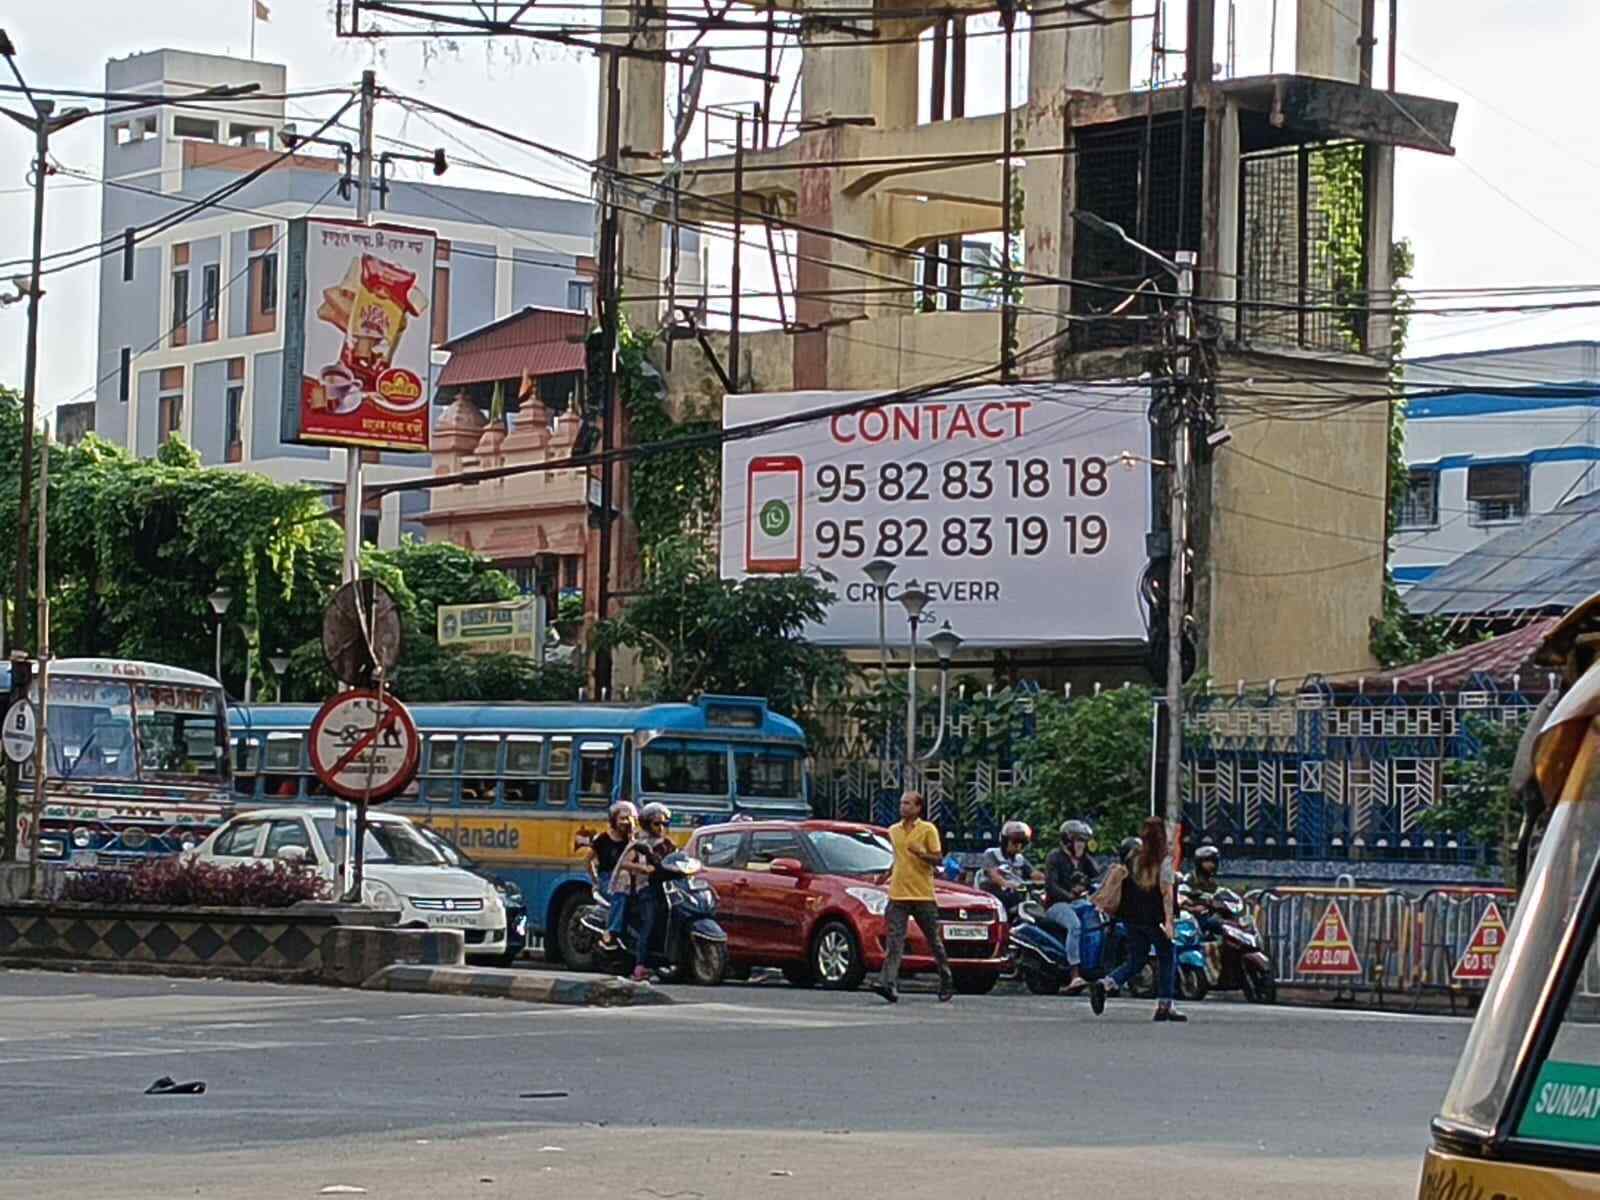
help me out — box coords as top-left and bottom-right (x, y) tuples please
(578, 851), (729, 985)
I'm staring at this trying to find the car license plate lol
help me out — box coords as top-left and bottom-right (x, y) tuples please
(942, 923), (988, 941)
(429, 913), (479, 928)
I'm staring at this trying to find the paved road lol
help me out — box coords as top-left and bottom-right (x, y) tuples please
(0, 968), (1464, 1199)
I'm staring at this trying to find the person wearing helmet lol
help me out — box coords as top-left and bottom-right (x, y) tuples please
(590, 800), (638, 951)
(1187, 844), (1225, 938)
(979, 819), (1034, 919)
(1042, 819), (1099, 990)
(614, 802), (676, 981)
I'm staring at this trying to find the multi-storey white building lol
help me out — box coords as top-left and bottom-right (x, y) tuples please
(1393, 341), (1600, 592)
(89, 49), (698, 546)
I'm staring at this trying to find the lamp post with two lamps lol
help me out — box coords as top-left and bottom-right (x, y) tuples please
(863, 563), (964, 777)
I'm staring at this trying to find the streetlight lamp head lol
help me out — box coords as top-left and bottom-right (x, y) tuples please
(238, 622), (257, 642)
(898, 582), (930, 621)
(928, 622), (963, 664)
(267, 654), (290, 677)
(59, 106), (89, 122)
(1070, 209), (1126, 241)
(863, 558), (897, 587)
(207, 586), (233, 617)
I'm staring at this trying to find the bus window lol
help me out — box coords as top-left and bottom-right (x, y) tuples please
(735, 747), (802, 800)
(546, 738), (574, 808)
(461, 736), (500, 804)
(578, 741), (618, 807)
(233, 736), (261, 798)
(504, 736), (544, 805)
(641, 739), (729, 798)
(265, 732), (304, 772)
(422, 736), (459, 804)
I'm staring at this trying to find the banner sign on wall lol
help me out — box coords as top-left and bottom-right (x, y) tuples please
(438, 598), (546, 662)
(720, 384), (1153, 648)
(281, 219), (437, 453)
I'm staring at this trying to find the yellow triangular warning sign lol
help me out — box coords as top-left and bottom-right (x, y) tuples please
(1452, 901), (1508, 983)
(1296, 898), (1364, 976)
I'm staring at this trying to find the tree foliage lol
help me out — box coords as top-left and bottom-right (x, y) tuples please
(0, 392), (577, 704)
(1419, 714), (1529, 860)
(596, 535), (851, 733)
(615, 324), (720, 548)
(1007, 687), (1156, 849)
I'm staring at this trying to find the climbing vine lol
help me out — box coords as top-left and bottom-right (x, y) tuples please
(613, 323), (722, 552)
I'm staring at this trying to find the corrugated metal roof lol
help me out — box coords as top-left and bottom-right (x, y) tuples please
(1404, 491), (1600, 618)
(436, 306), (589, 389)
(1352, 617), (1560, 692)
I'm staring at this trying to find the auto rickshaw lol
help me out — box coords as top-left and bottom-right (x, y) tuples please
(1420, 594), (1600, 1197)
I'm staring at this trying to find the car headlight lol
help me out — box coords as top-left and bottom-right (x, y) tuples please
(362, 879), (401, 909)
(846, 886), (889, 916)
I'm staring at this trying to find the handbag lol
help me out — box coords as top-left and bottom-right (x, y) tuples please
(1092, 864), (1127, 915)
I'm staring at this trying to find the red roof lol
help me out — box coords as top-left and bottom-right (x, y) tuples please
(436, 307), (589, 389)
(1349, 617), (1560, 692)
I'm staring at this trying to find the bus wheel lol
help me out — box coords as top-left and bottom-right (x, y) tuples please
(554, 892), (596, 971)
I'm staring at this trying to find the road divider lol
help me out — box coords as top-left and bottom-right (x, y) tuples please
(363, 963), (674, 1007)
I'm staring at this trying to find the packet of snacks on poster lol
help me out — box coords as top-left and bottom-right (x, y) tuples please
(339, 254), (427, 390)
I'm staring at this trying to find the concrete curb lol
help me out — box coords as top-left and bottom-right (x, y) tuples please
(362, 964), (675, 1007)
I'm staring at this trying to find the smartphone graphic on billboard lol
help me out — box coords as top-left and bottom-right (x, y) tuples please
(746, 455), (804, 573)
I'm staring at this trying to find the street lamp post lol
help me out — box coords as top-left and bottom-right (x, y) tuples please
(898, 582), (930, 769)
(863, 559), (896, 681)
(207, 588), (233, 685)
(267, 654), (290, 702)
(239, 622), (257, 704)
(1071, 208), (1197, 865)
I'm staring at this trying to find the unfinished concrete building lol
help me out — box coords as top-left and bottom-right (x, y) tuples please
(606, 0), (1457, 685)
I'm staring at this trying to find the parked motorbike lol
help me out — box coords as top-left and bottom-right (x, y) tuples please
(577, 851), (729, 985)
(1186, 886), (1277, 1003)
(1009, 894), (1124, 1012)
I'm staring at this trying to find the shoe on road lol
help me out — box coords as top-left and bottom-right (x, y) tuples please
(1088, 981), (1106, 1015)
(1155, 1005), (1189, 1023)
(631, 966), (650, 983)
(872, 982), (899, 1004)
(938, 977), (954, 1003)
(1064, 975), (1088, 995)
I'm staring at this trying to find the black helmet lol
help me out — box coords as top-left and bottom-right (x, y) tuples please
(1060, 819), (1093, 842)
(1119, 836), (1142, 863)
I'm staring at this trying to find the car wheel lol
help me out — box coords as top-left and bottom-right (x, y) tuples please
(954, 972), (999, 996)
(687, 938), (728, 986)
(782, 964), (816, 988)
(554, 892), (596, 971)
(810, 920), (866, 991)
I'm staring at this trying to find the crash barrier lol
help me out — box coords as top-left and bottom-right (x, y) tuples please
(1249, 886), (1520, 1005)
(1411, 887), (1517, 1008)
(1256, 887), (1416, 1003)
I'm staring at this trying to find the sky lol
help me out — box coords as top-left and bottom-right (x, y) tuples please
(4, 0), (1600, 428)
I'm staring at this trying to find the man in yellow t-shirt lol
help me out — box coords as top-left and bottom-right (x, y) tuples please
(873, 791), (953, 1004)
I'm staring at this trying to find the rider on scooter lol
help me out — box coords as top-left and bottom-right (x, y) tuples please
(614, 802), (676, 982)
(1043, 819), (1098, 993)
(980, 820), (1034, 918)
(1186, 844), (1226, 938)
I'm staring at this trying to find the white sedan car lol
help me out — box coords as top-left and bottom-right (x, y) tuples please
(191, 807), (509, 960)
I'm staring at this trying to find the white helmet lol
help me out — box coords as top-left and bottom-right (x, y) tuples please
(640, 802), (672, 827)
(608, 800), (638, 827)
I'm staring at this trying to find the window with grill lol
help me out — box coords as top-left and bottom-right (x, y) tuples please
(1398, 468), (1439, 530)
(1467, 463), (1528, 524)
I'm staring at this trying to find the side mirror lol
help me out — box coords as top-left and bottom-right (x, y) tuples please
(276, 845), (309, 865)
(769, 857), (805, 878)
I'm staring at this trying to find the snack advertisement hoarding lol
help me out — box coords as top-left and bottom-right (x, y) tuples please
(720, 384), (1153, 648)
(281, 219), (437, 453)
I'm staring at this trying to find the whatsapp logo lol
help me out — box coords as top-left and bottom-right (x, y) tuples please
(759, 499), (792, 538)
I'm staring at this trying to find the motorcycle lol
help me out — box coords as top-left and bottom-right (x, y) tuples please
(1186, 886), (1277, 1003)
(577, 851), (729, 986)
(1008, 891), (1123, 1012)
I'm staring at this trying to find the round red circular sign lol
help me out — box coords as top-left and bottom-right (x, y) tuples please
(308, 689), (420, 802)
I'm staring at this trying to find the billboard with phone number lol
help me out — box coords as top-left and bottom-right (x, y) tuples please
(720, 384), (1153, 648)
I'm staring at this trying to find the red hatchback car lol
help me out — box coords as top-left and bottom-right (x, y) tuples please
(686, 819), (1009, 993)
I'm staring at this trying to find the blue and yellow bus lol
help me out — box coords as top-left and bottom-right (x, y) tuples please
(226, 694), (810, 961)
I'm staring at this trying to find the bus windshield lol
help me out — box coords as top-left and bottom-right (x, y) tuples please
(44, 675), (226, 785)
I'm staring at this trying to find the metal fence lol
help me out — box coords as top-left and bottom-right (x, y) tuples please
(811, 675), (1549, 864)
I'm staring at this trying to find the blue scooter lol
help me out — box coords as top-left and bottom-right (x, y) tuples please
(1118, 909), (1209, 1000)
(1008, 895), (1121, 1012)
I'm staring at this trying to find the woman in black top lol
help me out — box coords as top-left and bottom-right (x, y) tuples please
(589, 801), (637, 950)
(1093, 816), (1187, 1022)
